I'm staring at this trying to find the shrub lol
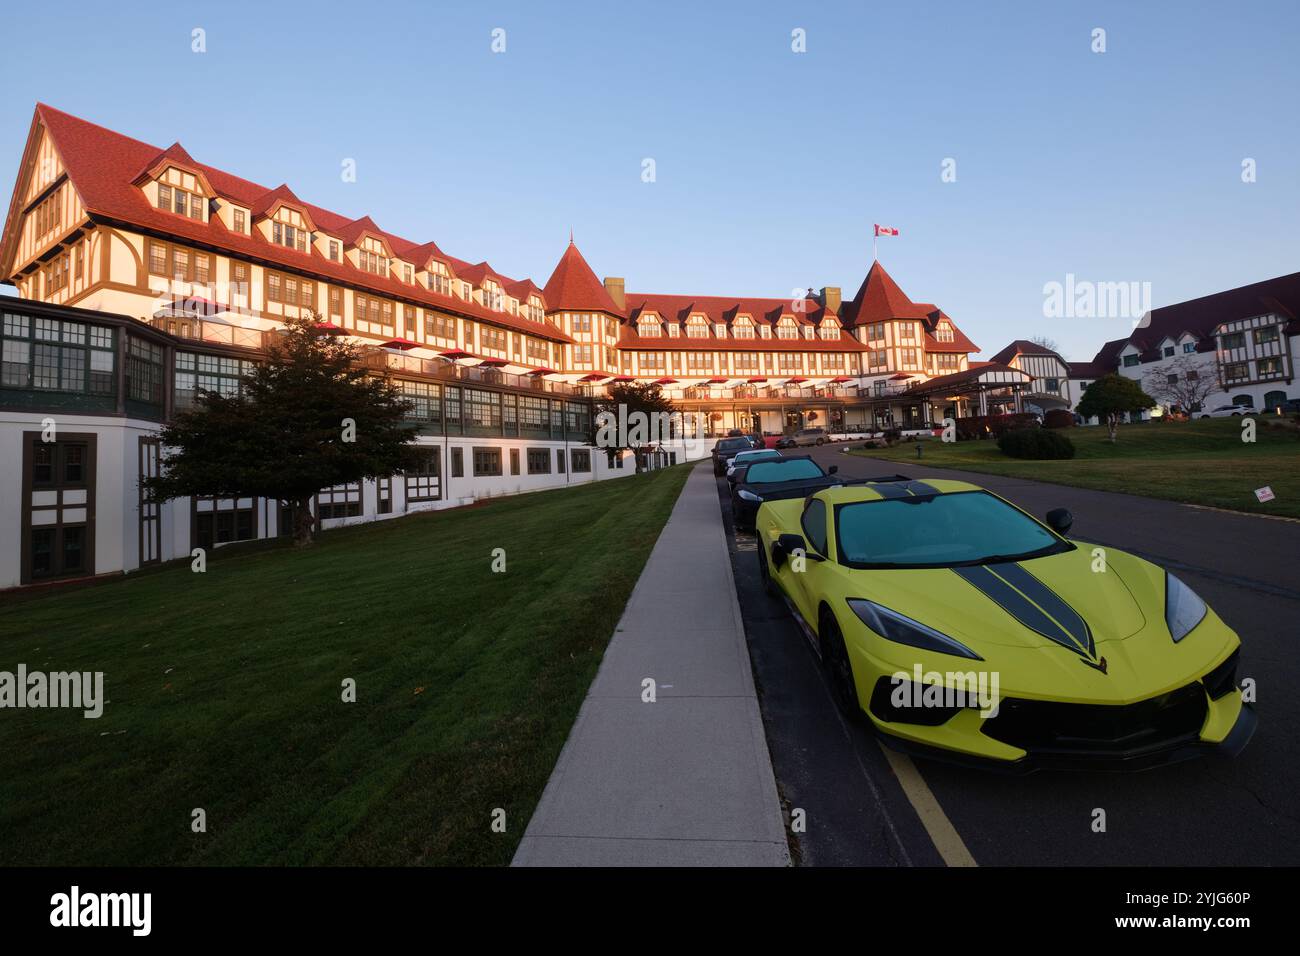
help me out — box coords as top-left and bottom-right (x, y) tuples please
(1043, 408), (1075, 429)
(955, 413), (1039, 441)
(997, 427), (1075, 460)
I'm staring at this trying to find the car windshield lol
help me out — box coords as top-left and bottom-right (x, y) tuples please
(744, 460), (825, 483)
(734, 450), (780, 463)
(717, 438), (751, 450)
(835, 491), (1068, 568)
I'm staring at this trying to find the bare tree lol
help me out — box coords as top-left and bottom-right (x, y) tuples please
(1142, 356), (1216, 414)
(1030, 335), (1062, 354)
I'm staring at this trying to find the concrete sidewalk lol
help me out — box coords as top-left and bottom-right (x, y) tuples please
(513, 462), (790, 866)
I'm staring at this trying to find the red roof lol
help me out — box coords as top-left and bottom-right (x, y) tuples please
(988, 339), (1063, 365)
(542, 240), (621, 313)
(845, 261), (933, 324)
(1128, 270), (1300, 351)
(17, 104), (571, 345)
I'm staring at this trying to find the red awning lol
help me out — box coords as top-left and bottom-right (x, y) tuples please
(787, 377), (808, 384)
(478, 358), (508, 367)
(440, 349), (473, 360)
(526, 367), (556, 376)
(314, 322), (345, 334)
(653, 377), (679, 385)
(379, 338), (420, 350)
(576, 373), (606, 382)
(704, 377), (728, 384)
(831, 376), (852, 383)
(746, 377), (767, 383)
(612, 375), (635, 382)
(889, 373), (913, 380)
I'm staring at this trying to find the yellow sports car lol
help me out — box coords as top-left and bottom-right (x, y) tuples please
(755, 477), (1256, 771)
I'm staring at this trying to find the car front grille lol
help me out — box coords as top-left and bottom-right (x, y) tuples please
(981, 682), (1208, 757)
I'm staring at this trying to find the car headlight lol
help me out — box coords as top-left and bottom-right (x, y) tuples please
(738, 489), (763, 502)
(847, 599), (983, 660)
(1165, 571), (1207, 642)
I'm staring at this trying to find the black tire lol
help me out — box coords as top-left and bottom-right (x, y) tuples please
(756, 539), (777, 596)
(816, 437), (825, 446)
(819, 611), (861, 719)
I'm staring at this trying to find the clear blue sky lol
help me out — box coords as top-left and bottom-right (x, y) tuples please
(5, 0), (1297, 361)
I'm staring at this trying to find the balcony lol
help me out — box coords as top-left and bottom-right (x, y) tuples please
(149, 316), (264, 350)
(666, 382), (914, 403)
(357, 348), (605, 398)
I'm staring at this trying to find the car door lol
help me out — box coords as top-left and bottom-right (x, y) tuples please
(780, 497), (832, 625)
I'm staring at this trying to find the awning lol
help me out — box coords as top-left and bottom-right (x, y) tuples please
(379, 338), (420, 350)
(704, 377), (729, 384)
(787, 377), (808, 384)
(746, 377), (768, 383)
(577, 373), (606, 382)
(889, 373), (913, 381)
(611, 375), (635, 382)
(314, 322), (345, 335)
(653, 377), (679, 385)
(831, 376), (853, 383)
(478, 358), (508, 367)
(440, 349), (473, 360)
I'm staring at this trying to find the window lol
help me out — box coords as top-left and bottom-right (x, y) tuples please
(174, 352), (257, 410)
(865, 322), (886, 342)
(1258, 357), (1282, 378)
(867, 349), (888, 372)
(801, 498), (828, 556)
(685, 317), (709, 338)
(1123, 354), (1140, 367)
(396, 380), (441, 423)
(328, 287), (342, 319)
(231, 262), (249, 300)
(1043, 378), (1060, 393)
(465, 389), (501, 429)
(776, 319), (798, 340)
(126, 336), (165, 405)
(519, 396), (547, 430)
(571, 449), (591, 473)
(318, 483), (362, 519)
(481, 327), (507, 352)
(406, 449), (442, 501)
(899, 348), (919, 369)
(1255, 327), (1280, 347)
(195, 502), (255, 548)
(266, 270), (313, 307)
(427, 263), (451, 295)
(473, 447), (502, 476)
(358, 249), (387, 275)
(1224, 362), (1248, 382)
(1183, 342), (1196, 354)
(510, 448), (520, 475)
(233, 209), (246, 233)
(3, 314), (115, 395)
(26, 438), (92, 581)
(444, 386), (461, 427)
(450, 447), (463, 477)
(1220, 332), (1246, 350)
(426, 312), (456, 340)
(271, 220), (308, 252)
(898, 322), (916, 342)
(149, 242), (167, 275)
(935, 324), (955, 343)
(527, 448), (551, 474)
(732, 352), (759, 372)
(328, 240), (340, 262)
(1166, 373), (1179, 385)
(685, 352), (713, 372)
(556, 448), (566, 473)
(733, 318), (755, 339)
(403, 264), (414, 284)
(33, 192), (63, 238)
(777, 353), (803, 372)
(934, 353), (960, 371)
(637, 351), (666, 371)
(572, 314), (592, 334)
(44, 253), (69, 294)
(638, 317), (661, 337)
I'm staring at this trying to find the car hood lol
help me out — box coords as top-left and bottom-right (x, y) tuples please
(739, 476), (840, 500)
(845, 547), (1148, 650)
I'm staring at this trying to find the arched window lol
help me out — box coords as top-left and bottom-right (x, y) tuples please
(1263, 390), (1287, 410)
(1231, 394), (1255, 407)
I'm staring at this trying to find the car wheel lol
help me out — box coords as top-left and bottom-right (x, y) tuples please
(816, 437), (825, 445)
(756, 539), (777, 596)
(819, 611), (861, 719)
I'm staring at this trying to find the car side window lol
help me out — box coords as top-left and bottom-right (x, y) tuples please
(801, 498), (829, 556)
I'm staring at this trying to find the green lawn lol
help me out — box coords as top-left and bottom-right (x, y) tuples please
(851, 417), (1300, 519)
(0, 464), (691, 866)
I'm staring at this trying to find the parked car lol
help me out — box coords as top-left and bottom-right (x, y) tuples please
(711, 436), (755, 475)
(730, 455), (843, 531)
(1199, 404), (1253, 419)
(773, 436), (798, 449)
(744, 432), (764, 448)
(753, 478), (1256, 771)
(726, 448), (782, 484)
(792, 427), (829, 447)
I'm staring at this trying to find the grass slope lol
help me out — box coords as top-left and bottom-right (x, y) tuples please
(851, 418), (1300, 519)
(0, 464), (692, 866)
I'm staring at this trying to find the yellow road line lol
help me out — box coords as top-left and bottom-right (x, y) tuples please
(878, 744), (978, 867)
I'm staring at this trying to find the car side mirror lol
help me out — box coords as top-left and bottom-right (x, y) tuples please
(828, 465), (838, 474)
(771, 532), (807, 568)
(1046, 508), (1073, 535)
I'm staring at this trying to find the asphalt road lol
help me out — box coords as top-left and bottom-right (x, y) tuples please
(715, 445), (1300, 866)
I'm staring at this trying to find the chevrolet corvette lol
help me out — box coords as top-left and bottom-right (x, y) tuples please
(755, 477), (1256, 771)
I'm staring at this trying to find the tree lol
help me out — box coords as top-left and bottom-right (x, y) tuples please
(1030, 334), (1062, 354)
(1141, 356), (1215, 415)
(1076, 374), (1155, 441)
(147, 314), (417, 546)
(591, 380), (679, 473)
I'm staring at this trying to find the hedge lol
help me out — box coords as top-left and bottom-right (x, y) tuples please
(997, 427), (1076, 459)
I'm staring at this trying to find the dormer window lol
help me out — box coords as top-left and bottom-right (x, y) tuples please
(232, 209), (247, 234)
(637, 316), (660, 337)
(715, 323), (727, 338)
(760, 324), (772, 339)
(483, 280), (504, 312)
(819, 319), (840, 340)
(328, 240), (340, 262)
(272, 221), (307, 252)
(733, 316), (755, 339)
(157, 184), (205, 221)
(358, 249), (387, 274)
(403, 264), (413, 284)
(685, 315), (709, 338)
(426, 261), (451, 295)
(776, 317), (799, 340)
(802, 325), (815, 340)
(526, 297), (545, 323)
(935, 323), (954, 343)
(667, 323), (681, 338)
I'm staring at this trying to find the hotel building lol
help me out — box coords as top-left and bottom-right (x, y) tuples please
(1, 105), (1013, 588)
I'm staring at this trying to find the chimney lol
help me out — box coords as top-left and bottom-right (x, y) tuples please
(821, 286), (842, 314)
(604, 276), (625, 310)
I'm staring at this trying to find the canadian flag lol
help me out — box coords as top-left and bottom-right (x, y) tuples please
(874, 224), (899, 237)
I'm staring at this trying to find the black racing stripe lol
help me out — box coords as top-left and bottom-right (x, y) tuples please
(992, 563), (1095, 658)
(869, 482), (910, 498)
(952, 565), (1090, 657)
(901, 480), (940, 496)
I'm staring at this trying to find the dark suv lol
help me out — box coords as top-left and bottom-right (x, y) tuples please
(711, 436), (755, 475)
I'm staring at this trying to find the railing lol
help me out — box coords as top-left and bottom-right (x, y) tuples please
(668, 382), (915, 402)
(150, 316), (264, 350)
